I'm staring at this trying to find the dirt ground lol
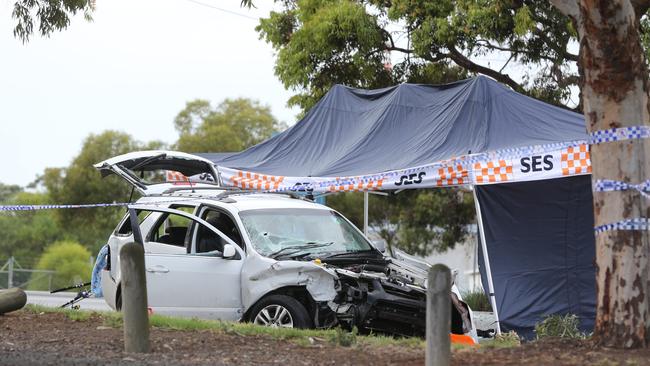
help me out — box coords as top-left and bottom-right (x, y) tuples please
(2, 311), (650, 366)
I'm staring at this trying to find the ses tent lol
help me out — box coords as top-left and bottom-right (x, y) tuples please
(201, 76), (596, 338)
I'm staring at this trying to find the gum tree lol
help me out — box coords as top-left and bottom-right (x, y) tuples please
(550, 0), (650, 348)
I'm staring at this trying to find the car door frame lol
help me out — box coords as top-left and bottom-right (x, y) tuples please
(128, 204), (246, 319)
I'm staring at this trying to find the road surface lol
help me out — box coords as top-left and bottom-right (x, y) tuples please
(25, 290), (112, 311)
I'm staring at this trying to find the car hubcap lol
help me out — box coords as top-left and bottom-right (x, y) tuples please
(253, 305), (294, 328)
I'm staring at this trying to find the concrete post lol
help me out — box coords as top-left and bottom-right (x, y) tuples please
(426, 264), (451, 366)
(7, 257), (14, 289)
(119, 243), (150, 353)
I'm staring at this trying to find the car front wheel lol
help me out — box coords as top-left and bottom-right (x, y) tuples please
(249, 295), (312, 329)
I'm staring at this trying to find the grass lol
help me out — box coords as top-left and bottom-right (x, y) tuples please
(461, 290), (492, 312)
(22, 304), (424, 349)
(480, 331), (521, 349)
(534, 314), (588, 340)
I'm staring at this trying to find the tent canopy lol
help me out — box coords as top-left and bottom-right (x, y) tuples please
(205, 76), (587, 177)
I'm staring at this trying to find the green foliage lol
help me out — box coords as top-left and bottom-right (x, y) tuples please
(38, 131), (143, 251)
(12, 0), (95, 43)
(328, 326), (358, 347)
(0, 183), (22, 203)
(327, 189), (475, 255)
(29, 240), (92, 290)
(482, 331), (521, 348)
(174, 98), (286, 153)
(256, 0), (580, 113)
(461, 290), (492, 312)
(535, 314), (586, 340)
(0, 190), (64, 259)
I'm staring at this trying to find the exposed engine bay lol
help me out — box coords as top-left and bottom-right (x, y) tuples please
(307, 256), (474, 337)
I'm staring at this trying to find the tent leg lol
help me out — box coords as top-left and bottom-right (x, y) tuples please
(363, 191), (369, 236)
(472, 186), (502, 335)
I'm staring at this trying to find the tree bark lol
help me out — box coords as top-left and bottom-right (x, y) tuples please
(551, 0), (650, 348)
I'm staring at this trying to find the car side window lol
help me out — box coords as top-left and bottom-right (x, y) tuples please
(115, 210), (150, 236)
(148, 211), (193, 248)
(198, 208), (244, 250)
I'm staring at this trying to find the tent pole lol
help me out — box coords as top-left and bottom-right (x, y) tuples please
(472, 186), (502, 335)
(363, 191), (369, 236)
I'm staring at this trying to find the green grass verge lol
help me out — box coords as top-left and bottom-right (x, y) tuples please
(22, 304), (424, 349)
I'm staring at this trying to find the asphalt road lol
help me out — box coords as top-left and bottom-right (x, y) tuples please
(25, 291), (112, 312)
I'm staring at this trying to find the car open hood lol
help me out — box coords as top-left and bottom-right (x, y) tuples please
(94, 150), (221, 195)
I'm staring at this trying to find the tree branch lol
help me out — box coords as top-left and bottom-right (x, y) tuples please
(549, 0), (580, 19)
(446, 46), (524, 92)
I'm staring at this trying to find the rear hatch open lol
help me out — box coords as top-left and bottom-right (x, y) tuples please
(94, 150), (220, 195)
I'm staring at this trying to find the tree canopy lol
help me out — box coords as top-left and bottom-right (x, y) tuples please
(174, 98), (286, 153)
(12, 0), (94, 43)
(254, 0), (584, 112)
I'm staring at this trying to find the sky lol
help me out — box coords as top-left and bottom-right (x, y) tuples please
(0, 0), (298, 187)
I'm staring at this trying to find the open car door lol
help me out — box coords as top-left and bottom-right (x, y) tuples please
(94, 150), (220, 195)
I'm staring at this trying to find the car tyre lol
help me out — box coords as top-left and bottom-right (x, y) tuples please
(249, 295), (312, 329)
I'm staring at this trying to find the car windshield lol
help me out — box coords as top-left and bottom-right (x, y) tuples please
(239, 208), (372, 258)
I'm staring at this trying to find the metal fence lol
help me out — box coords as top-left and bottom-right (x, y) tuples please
(0, 257), (56, 291)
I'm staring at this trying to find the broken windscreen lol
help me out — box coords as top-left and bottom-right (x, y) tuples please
(238, 208), (372, 258)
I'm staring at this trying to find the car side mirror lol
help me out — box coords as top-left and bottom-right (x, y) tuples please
(222, 244), (237, 259)
(372, 239), (387, 253)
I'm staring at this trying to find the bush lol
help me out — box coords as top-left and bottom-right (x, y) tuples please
(535, 314), (585, 339)
(28, 240), (92, 291)
(461, 290), (492, 312)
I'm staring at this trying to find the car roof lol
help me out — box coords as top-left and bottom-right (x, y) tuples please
(134, 190), (331, 212)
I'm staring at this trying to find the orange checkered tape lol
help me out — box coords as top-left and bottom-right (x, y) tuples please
(473, 160), (513, 184)
(166, 170), (188, 182)
(561, 145), (591, 176)
(230, 171), (285, 190)
(436, 164), (468, 187)
(328, 177), (384, 192)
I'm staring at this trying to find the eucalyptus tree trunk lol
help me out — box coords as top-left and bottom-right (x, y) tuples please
(550, 0), (650, 348)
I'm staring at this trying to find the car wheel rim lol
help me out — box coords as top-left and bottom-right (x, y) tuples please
(254, 304), (294, 328)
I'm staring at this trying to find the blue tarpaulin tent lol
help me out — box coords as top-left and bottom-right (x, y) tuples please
(201, 76), (596, 337)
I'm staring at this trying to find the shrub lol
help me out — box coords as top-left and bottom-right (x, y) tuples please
(535, 314), (585, 339)
(29, 240), (92, 291)
(461, 289), (492, 312)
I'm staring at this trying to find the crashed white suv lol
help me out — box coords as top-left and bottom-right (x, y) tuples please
(96, 151), (477, 339)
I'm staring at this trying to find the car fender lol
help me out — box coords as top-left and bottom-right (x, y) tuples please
(241, 255), (338, 312)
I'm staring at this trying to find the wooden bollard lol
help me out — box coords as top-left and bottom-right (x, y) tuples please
(426, 264), (451, 366)
(120, 243), (150, 353)
(0, 288), (27, 314)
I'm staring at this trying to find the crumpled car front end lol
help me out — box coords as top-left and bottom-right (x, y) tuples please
(323, 259), (476, 340)
(243, 251), (477, 341)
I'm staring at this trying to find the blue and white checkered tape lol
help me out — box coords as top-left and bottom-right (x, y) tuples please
(589, 125), (650, 145)
(595, 218), (650, 233)
(593, 179), (650, 199)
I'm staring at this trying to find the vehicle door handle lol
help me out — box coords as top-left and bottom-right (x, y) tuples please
(146, 265), (169, 273)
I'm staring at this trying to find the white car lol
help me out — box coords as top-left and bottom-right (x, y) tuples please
(95, 151), (477, 339)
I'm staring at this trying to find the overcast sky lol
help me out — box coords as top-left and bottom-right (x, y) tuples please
(0, 0), (297, 187)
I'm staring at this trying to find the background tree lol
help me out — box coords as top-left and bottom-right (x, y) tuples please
(174, 98), (286, 153)
(254, 0), (580, 112)
(29, 240), (91, 290)
(38, 130), (157, 252)
(549, 0), (650, 349)
(327, 189), (475, 255)
(0, 189), (63, 260)
(12, 0), (95, 43)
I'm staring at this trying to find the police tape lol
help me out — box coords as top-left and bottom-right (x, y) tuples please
(589, 125), (650, 145)
(0, 197), (202, 212)
(593, 179), (650, 199)
(594, 218), (650, 233)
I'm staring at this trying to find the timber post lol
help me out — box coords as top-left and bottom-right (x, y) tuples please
(426, 264), (451, 366)
(0, 288), (27, 314)
(120, 242), (150, 353)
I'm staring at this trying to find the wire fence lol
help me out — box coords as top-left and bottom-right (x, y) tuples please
(0, 256), (93, 291)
